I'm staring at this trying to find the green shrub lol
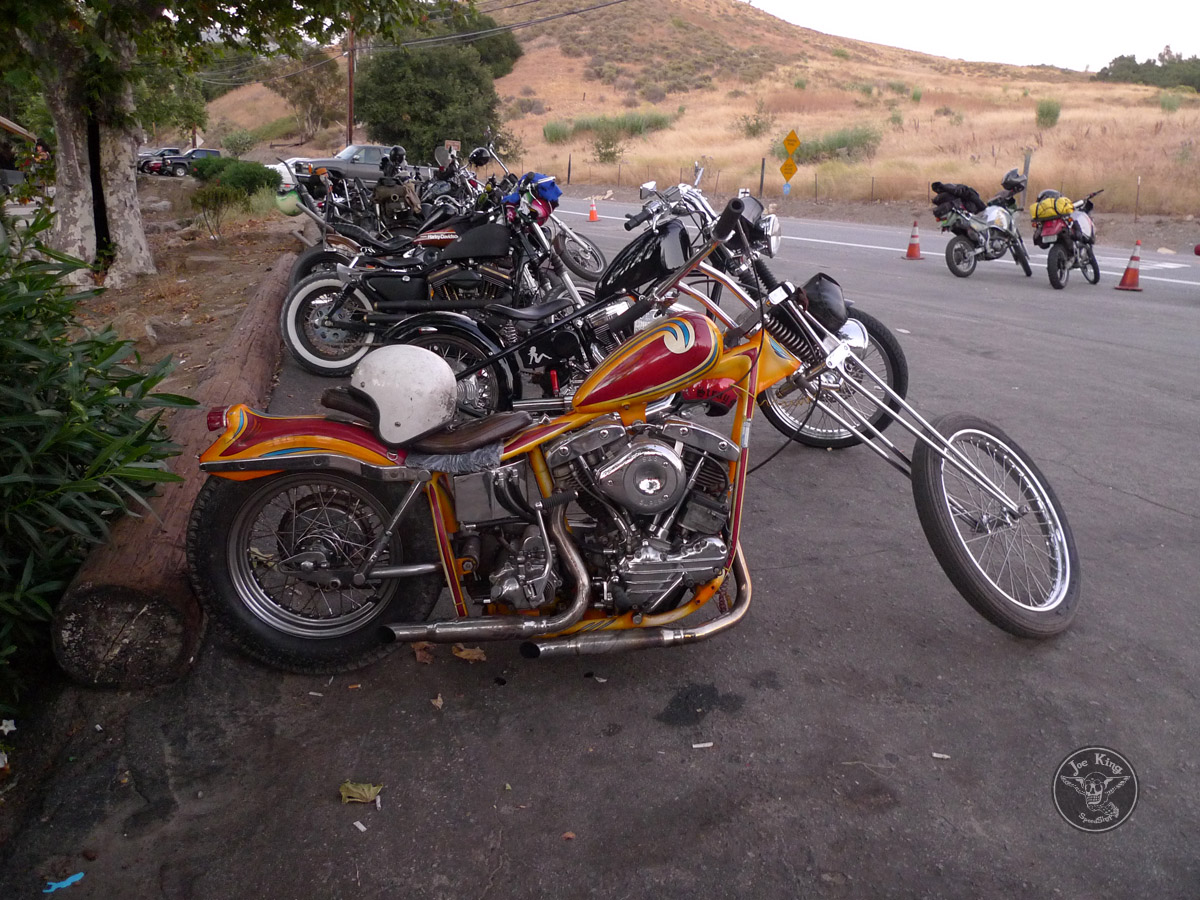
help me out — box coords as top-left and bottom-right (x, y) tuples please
(0, 210), (193, 710)
(793, 78), (808, 90)
(249, 115), (300, 142)
(572, 112), (672, 137)
(191, 183), (245, 239)
(736, 99), (775, 138)
(191, 156), (236, 182)
(543, 120), (571, 143)
(889, 109), (903, 127)
(591, 128), (625, 164)
(832, 48), (850, 60)
(777, 124), (882, 163)
(213, 160), (281, 196)
(911, 87), (923, 103)
(1160, 92), (1181, 112)
(221, 128), (256, 159)
(887, 81), (908, 94)
(1036, 98), (1061, 128)
(641, 84), (666, 103)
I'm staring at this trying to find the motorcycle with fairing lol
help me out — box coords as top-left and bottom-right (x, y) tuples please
(187, 198), (1082, 674)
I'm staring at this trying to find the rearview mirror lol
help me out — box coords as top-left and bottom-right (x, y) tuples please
(639, 181), (657, 199)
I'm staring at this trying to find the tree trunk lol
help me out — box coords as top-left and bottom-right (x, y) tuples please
(100, 80), (156, 288)
(40, 77), (97, 278)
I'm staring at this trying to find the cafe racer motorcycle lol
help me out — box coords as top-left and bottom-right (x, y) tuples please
(187, 199), (1081, 674)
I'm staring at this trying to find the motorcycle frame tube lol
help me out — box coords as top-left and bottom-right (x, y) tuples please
(383, 311), (522, 403)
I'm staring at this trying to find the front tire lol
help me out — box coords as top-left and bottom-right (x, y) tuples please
(1082, 246), (1100, 284)
(758, 307), (909, 450)
(554, 229), (607, 281)
(945, 236), (977, 278)
(911, 413), (1079, 637)
(1013, 240), (1033, 277)
(1048, 243), (1071, 289)
(280, 274), (376, 376)
(172, 164), (188, 177)
(186, 473), (443, 673)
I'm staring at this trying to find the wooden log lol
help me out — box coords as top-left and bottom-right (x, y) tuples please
(52, 254), (297, 687)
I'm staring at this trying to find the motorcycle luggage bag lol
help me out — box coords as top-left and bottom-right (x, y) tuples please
(930, 181), (984, 213)
(1031, 196), (1073, 220)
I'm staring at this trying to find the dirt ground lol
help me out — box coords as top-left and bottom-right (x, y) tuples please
(74, 176), (311, 399)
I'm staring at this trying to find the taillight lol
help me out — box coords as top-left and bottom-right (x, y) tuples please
(206, 406), (229, 432)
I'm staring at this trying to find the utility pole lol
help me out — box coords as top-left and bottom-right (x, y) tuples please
(347, 30), (356, 148)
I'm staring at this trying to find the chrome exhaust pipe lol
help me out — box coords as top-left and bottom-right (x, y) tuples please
(379, 508), (589, 644)
(520, 544), (751, 658)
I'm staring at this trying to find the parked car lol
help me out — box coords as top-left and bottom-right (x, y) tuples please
(266, 158), (307, 193)
(293, 144), (392, 185)
(154, 147), (221, 177)
(137, 147), (182, 173)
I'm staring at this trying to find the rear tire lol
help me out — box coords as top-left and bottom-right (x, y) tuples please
(280, 273), (376, 376)
(289, 246), (354, 288)
(910, 413), (1079, 638)
(1048, 243), (1071, 289)
(945, 236), (977, 278)
(758, 307), (909, 450)
(172, 164), (188, 177)
(404, 331), (510, 423)
(186, 473), (442, 673)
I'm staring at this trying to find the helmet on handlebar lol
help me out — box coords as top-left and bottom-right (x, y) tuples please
(801, 273), (849, 332)
(389, 145), (406, 165)
(349, 346), (457, 445)
(1001, 169), (1027, 192)
(468, 147), (492, 167)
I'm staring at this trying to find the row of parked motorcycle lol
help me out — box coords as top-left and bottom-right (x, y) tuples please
(932, 168), (1103, 289)
(182, 144), (1081, 675)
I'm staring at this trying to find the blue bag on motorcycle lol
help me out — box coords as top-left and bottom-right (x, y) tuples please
(504, 172), (563, 207)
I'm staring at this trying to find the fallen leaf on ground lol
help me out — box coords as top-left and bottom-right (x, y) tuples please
(412, 642), (435, 664)
(340, 781), (383, 804)
(452, 644), (487, 663)
(431, 693), (444, 710)
(562, 831), (576, 840)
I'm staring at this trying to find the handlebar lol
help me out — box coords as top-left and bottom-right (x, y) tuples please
(625, 206), (656, 231)
(712, 198), (745, 242)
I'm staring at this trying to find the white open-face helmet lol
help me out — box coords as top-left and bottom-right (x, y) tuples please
(350, 345), (457, 444)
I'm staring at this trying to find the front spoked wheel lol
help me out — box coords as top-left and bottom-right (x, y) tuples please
(1013, 240), (1033, 277)
(1082, 246), (1100, 284)
(553, 228), (606, 281)
(758, 308), (909, 449)
(911, 413), (1079, 637)
(945, 236), (977, 278)
(186, 473), (442, 672)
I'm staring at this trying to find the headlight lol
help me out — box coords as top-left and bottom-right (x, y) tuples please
(761, 214), (782, 258)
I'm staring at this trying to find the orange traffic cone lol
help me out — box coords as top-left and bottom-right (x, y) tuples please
(588, 199), (599, 222)
(902, 220), (923, 260)
(1115, 240), (1143, 291)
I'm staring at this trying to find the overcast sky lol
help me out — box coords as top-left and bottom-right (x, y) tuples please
(749, 1), (1199, 73)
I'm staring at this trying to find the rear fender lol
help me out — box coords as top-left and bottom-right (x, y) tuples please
(199, 404), (414, 481)
(383, 312), (522, 402)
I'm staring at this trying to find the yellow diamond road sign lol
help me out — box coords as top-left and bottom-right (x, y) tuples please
(783, 129), (800, 156)
(780, 157), (798, 182)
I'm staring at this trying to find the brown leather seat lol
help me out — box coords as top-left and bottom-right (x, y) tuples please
(321, 386), (532, 453)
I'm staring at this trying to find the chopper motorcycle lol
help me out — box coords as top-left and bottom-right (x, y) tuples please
(186, 198), (1081, 674)
(932, 170), (1033, 278)
(1031, 189), (1103, 289)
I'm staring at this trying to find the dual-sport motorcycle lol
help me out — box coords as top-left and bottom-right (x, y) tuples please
(1031, 189), (1103, 289)
(187, 197), (1081, 674)
(932, 170), (1033, 278)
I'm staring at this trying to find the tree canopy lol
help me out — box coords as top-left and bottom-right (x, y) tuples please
(356, 44), (501, 160)
(1094, 46), (1200, 91)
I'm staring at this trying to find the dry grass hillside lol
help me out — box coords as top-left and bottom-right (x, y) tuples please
(201, 0), (1200, 218)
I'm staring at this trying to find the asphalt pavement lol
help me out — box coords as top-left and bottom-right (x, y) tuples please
(2, 201), (1198, 898)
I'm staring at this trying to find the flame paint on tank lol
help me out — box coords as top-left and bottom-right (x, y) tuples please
(572, 313), (721, 411)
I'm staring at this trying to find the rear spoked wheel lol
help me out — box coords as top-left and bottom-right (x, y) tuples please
(911, 413), (1079, 637)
